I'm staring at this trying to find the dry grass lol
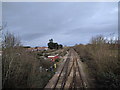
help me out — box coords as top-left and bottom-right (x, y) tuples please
(73, 36), (120, 88)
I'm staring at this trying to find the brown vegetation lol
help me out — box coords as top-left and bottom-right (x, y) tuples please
(73, 35), (120, 88)
(2, 32), (55, 88)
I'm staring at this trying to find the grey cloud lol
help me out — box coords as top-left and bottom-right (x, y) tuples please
(21, 33), (47, 41)
(3, 2), (118, 46)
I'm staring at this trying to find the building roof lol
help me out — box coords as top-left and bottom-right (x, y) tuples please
(28, 47), (48, 51)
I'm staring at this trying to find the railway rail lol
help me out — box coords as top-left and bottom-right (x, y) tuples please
(45, 48), (88, 89)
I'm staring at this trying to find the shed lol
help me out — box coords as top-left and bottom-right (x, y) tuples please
(48, 55), (59, 62)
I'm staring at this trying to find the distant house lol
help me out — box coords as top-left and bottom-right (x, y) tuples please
(28, 47), (48, 51)
(48, 55), (59, 62)
(37, 47), (48, 51)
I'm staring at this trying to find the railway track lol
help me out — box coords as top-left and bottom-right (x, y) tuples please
(45, 48), (88, 89)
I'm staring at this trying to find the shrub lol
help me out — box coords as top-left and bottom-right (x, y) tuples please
(97, 72), (120, 88)
(55, 58), (60, 62)
(73, 35), (119, 88)
(2, 32), (55, 88)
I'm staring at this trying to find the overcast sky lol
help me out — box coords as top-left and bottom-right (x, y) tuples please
(3, 2), (118, 47)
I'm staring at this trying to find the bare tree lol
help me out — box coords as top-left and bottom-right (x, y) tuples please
(2, 31), (21, 48)
(2, 31), (21, 87)
(90, 35), (106, 45)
